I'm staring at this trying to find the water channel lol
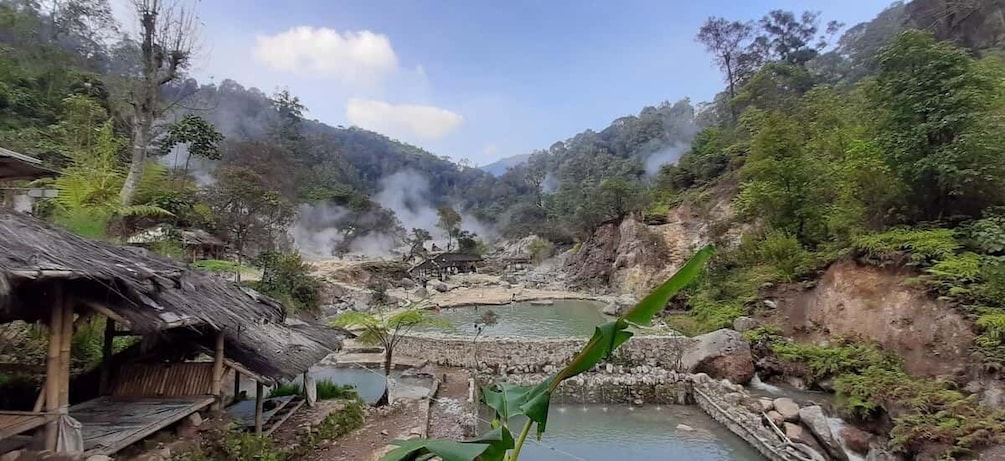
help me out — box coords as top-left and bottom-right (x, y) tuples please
(414, 299), (610, 337)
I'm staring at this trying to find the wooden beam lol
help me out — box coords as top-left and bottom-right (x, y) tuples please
(254, 381), (264, 436)
(81, 301), (130, 327)
(99, 318), (115, 395)
(210, 330), (225, 412)
(43, 284), (64, 451)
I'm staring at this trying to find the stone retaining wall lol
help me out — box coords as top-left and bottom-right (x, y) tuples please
(396, 332), (691, 373)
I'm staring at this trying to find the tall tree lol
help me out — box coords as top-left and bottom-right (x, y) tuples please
(203, 164), (295, 268)
(118, 0), (199, 206)
(437, 204), (462, 251)
(870, 29), (1005, 220)
(697, 17), (753, 106)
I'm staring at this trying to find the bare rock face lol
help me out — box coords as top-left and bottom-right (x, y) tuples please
(785, 422), (812, 445)
(681, 329), (755, 384)
(766, 410), (786, 427)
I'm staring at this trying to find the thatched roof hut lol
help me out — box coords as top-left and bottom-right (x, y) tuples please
(0, 146), (56, 181)
(408, 252), (482, 280)
(0, 208), (349, 455)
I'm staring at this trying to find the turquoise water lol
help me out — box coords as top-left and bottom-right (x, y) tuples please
(415, 300), (609, 338)
(482, 404), (765, 461)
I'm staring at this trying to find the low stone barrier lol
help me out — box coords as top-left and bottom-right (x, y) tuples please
(396, 332), (691, 373)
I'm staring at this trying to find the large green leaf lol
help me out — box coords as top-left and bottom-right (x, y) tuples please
(622, 245), (715, 325)
(481, 382), (533, 421)
(552, 319), (633, 387)
(381, 440), (488, 461)
(464, 426), (515, 461)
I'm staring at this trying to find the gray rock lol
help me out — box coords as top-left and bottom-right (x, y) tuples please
(86, 456), (113, 461)
(186, 412), (203, 427)
(762, 299), (778, 309)
(758, 398), (774, 412)
(433, 282), (449, 293)
(766, 410), (785, 427)
(799, 405), (846, 461)
(784, 422), (812, 445)
(615, 294), (637, 307)
(773, 397), (800, 422)
(499, 281), (511, 289)
(414, 286), (429, 298)
(675, 424), (695, 432)
(400, 278), (416, 289)
(732, 316), (760, 333)
(680, 329), (755, 384)
(602, 303), (621, 316)
(792, 443), (829, 461)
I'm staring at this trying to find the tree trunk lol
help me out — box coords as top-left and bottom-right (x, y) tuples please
(375, 348), (392, 407)
(120, 114), (150, 206)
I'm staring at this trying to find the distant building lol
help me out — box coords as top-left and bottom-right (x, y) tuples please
(127, 225), (228, 261)
(408, 252), (482, 280)
(0, 146), (58, 212)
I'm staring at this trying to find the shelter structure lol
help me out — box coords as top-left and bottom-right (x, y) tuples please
(408, 252), (482, 280)
(0, 147), (57, 211)
(127, 225), (227, 261)
(0, 208), (348, 456)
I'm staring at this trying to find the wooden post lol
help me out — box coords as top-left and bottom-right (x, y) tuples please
(99, 318), (115, 395)
(233, 370), (241, 402)
(211, 330), (225, 412)
(43, 284), (65, 451)
(59, 300), (73, 410)
(254, 381), (264, 436)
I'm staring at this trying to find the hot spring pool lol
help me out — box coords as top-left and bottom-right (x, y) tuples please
(481, 404), (765, 461)
(414, 299), (610, 338)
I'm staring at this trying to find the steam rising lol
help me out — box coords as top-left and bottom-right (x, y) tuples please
(644, 142), (691, 177)
(290, 169), (496, 259)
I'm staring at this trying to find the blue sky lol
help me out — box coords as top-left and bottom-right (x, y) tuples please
(139, 0), (891, 165)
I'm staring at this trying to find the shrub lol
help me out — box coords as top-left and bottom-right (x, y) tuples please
(852, 228), (959, 264)
(316, 380), (358, 401)
(770, 339), (899, 382)
(268, 382), (301, 398)
(527, 237), (554, 263)
(191, 259), (243, 273)
(252, 251), (322, 313)
(835, 367), (1005, 458)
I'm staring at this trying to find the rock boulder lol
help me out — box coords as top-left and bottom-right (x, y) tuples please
(839, 425), (873, 455)
(681, 329), (755, 384)
(732, 316), (760, 333)
(799, 405), (847, 461)
(773, 397), (800, 422)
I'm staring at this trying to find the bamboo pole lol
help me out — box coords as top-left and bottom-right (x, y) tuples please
(59, 300), (73, 410)
(254, 381), (264, 436)
(43, 284), (64, 451)
(99, 318), (115, 395)
(211, 330), (225, 412)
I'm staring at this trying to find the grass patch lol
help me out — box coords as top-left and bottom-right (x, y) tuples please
(191, 259), (250, 273)
(182, 398), (365, 461)
(268, 382), (302, 398)
(317, 380), (358, 400)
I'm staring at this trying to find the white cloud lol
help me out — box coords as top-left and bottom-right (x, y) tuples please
(346, 98), (463, 141)
(253, 26), (398, 86)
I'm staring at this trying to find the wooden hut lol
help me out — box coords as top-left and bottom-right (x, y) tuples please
(0, 147), (57, 211)
(408, 252), (483, 280)
(0, 208), (348, 456)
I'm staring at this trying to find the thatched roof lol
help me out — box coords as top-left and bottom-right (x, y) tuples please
(409, 252), (483, 273)
(0, 208), (348, 382)
(127, 225), (225, 248)
(0, 146), (57, 180)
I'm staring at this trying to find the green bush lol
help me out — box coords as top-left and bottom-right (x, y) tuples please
(835, 367), (1005, 458)
(191, 259), (243, 273)
(268, 382), (302, 398)
(527, 237), (555, 263)
(252, 251), (322, 313)
(770, 339), (899, 382)
(316, 380), (358, 401)
(852, 228), (959, 264)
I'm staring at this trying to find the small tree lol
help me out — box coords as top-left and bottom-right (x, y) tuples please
(437, 205), (462, 251)
(472, 309), (499, 366)
(332, 309), (451, 406)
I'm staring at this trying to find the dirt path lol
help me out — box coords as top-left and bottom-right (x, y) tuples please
(309, 400), (424, 460)
(428, 367), (475, 440)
